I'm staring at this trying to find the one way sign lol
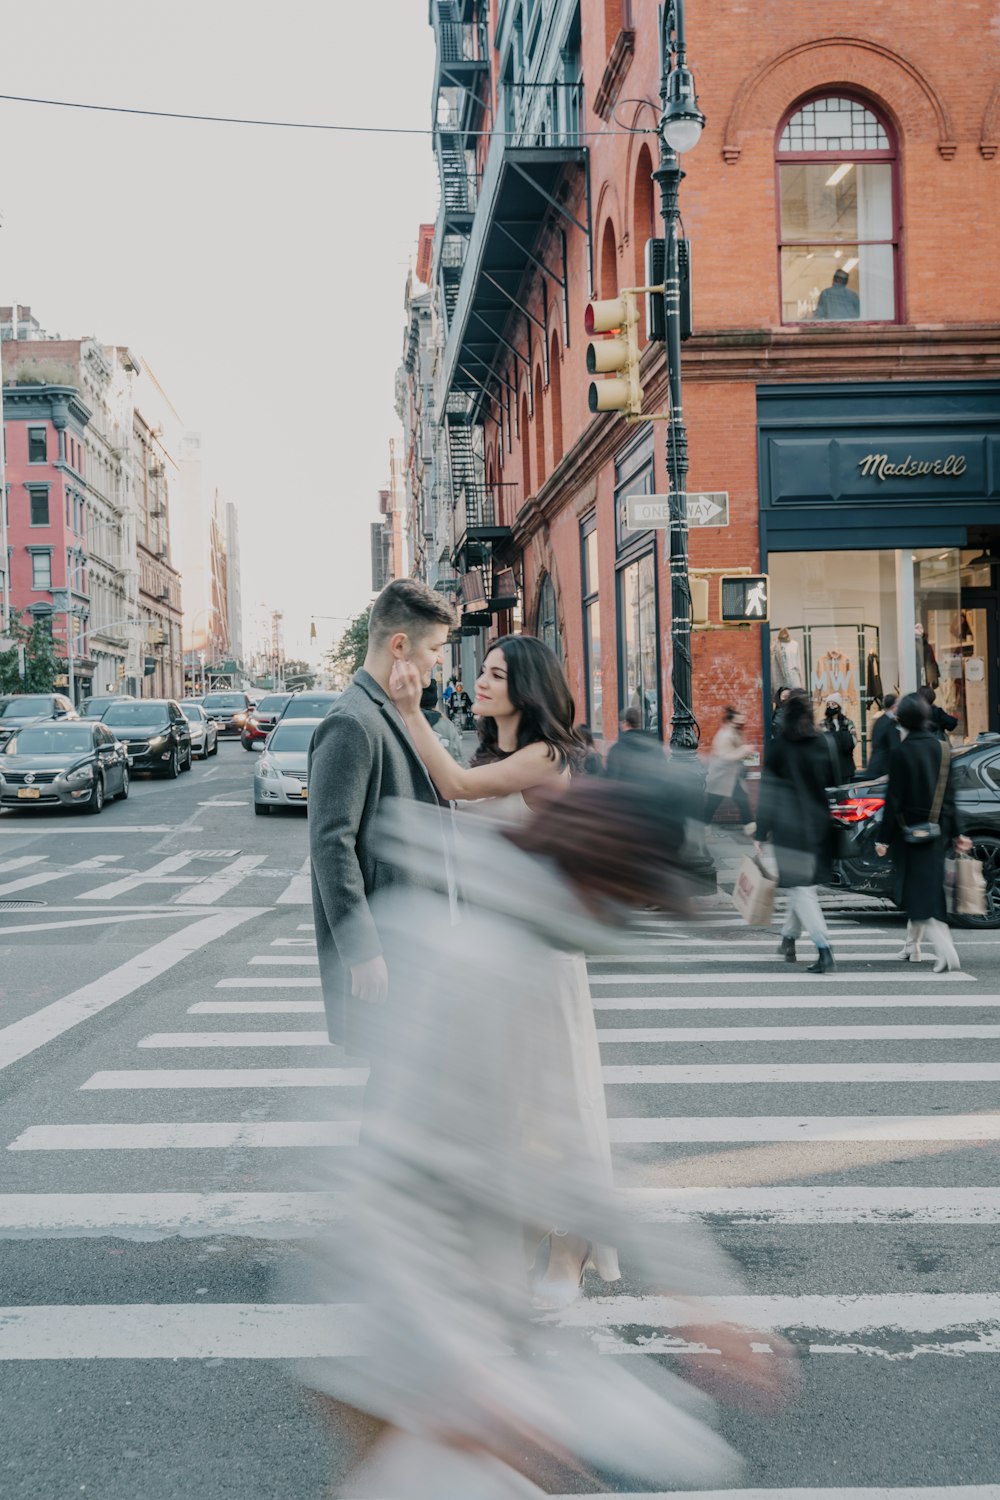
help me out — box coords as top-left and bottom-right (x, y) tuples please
(721, 575), (770, 622)
(685, 491), (729, 527)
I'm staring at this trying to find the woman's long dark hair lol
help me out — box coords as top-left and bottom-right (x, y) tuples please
(782, 687), (817, 741)
(470, 635), (585, 771)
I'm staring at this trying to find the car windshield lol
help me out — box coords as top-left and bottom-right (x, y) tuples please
(284, 697), (335, 718)
(82, 698), (126, 717)
(255, 696), (288, 714)
(4, 726), (94, 755)
(202, 695), (245, 711)
(268, 724), (317, 753)
(102, 703), (169, 727)
(0, 697), (54, 718)
(180, 705), (205, 722)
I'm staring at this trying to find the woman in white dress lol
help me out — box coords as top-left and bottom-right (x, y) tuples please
(389, 634), (616, 1300)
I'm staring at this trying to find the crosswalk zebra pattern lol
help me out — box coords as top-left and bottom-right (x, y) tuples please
(3, 890), (1000, 1495)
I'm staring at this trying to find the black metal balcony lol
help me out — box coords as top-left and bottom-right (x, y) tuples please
(450, 482), (517, 567)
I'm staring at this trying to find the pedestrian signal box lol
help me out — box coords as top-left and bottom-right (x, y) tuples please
(721, 574), (769, 623)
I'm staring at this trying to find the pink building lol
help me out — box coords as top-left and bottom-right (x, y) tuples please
(3, 382), (94, 699)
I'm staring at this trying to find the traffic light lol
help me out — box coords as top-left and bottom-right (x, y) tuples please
(118, 663), (126, 681)
(147, 625), (166, 646)
(690, 576), (709, 626)
(585, 290), (641, 416)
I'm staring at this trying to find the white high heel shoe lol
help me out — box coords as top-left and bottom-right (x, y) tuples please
(933, 955), (961, 974)
(898, 942), (922, 962)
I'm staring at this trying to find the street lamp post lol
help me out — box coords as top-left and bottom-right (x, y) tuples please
(654, 0), (705, 751)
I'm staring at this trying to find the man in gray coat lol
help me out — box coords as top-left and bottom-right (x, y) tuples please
(308, 578), (455, 1050)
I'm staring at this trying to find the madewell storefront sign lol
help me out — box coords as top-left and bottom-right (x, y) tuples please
(858, 453), (969, 481)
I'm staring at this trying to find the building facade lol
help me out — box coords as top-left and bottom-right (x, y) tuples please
(416, 0), (1000, 752)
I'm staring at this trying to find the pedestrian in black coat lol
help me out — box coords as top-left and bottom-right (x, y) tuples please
(875, 692), (971, 972)
(866, 693), (901, 780)
(755, 689), (837, 972)
(918, 685), (958, 741)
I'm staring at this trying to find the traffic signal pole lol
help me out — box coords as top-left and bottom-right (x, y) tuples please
(653, 0), (704, 751)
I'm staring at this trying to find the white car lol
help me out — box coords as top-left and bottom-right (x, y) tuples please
(253, 719), (320, 814)
(180, 703), (219, 760)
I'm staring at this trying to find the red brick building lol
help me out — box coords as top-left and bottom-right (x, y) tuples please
(419, 0), (1000, 758)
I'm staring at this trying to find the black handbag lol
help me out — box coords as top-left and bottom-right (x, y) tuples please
(900, 742), (949, 844)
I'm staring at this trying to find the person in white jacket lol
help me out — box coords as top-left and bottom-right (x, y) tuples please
(704, 706), (756, 835)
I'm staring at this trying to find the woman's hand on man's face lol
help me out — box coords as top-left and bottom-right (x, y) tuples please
(388, 659), (424, 718)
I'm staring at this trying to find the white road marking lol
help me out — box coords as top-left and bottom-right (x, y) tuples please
(629, 1187), (1000, 1224)
(596, 937), (902, 952)
(189, 1001), (325, 1014)
(0, 907), (267, 1072)
(590, 953), (956, 967)
(248, 955), (318, 965)
(593, 993), (1000, 1010)
(173, 855), (266, 905)
(589, 972), (975, 986)
(270, 938), (316, 947)
(9, 1121), (358, 1151)
(0, 1191), (339, 1238)
(215, 977), (321, 989)
(607, 1114), (1000, 1143)
(3, 1295), (1000, 1361)
(277, 855), (312, 905)
(0, 911), (196, 935)
(602, 1062), (1000, 1084)
(597, 1024), (1000, 1042)
(297, 922), (314, 931)
(0, 855), (122, 896)
(77, 852), (201, 901)
(81, 1067), (368, 1089)
(139, 1031), (331, 1048)
(0, 856), (46, 874)
(0, 825), (199, 834)
(197, 801), (248, 807)
(551, 1490), (1000, 1500)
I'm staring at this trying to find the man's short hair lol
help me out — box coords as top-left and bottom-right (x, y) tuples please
(884, 692), (898, 711)
(368, 578), (455, 648)
(833, 268), (849, 284)
(622, 707), (642, 730)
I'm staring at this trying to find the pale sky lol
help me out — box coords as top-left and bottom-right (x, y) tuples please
(0, 0), (437, 661)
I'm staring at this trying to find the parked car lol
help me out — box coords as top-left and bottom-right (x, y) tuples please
(253, 720), (319, 814)
(277, 691), (340, 723)
(180, 702), (219, 760)
(81, 694), (135, 719)
(100, 699), (193, 777)
(200, 690), (255, 738)
(241, 693), (292, 750)
(829, 734), (1000, 927)
(0, 720), (129, 814)
(0, 693), (79, 747)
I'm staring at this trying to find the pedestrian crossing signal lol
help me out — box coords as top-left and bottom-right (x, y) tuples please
(721, 575), (769, 622)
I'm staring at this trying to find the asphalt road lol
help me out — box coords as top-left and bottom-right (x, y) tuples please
(1, 741), (1000, 1498)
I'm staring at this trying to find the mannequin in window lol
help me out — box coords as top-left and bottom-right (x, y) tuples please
(771, 627), (803, 689)
(814, 268), (860, 321)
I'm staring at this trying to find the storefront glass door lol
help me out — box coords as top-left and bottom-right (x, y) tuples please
(618, 552), (659, 731)
(955, 592), (998, 741)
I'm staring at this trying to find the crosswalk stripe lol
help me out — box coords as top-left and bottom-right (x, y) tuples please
(78, 853), (200, 901)
(2, 1295), (999, 1361)
(174, 855), (267, 905)
(138, 1031), (331, 1048)
(593, 993), (1000, 1010)
(606, 1114), (1000, 1142)
(216, 977), (320, 989)
(597, 1024), (1000, 1042)
(550, 1491), (1000, 1500)
(0, 1191), (339, 1237)
(590, 953), (959, 967)
(629, 1187), (1000, 1223)
(277, 859), (312, 905)
(270, 938), (316, 947)
(0, 855), (122, 897)
(602, 1063), (1000, 1084)
(188, 1001), (325, 1014)
(296, 923), (314, 931)
(0, 856), (46, 874)
(593, 938), (905, 953)
(8, 1121), (359, 1151)
(590, 972), (975, 986)
(80, 1068), (368, 1090)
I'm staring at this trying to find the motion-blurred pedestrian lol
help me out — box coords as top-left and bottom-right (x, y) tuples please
(420, 681), (464, 764)
(704, 706), (756, 835)
(875, 691), (971, 971)
(605, 705), (663, 780)
(755, 688), (837, 973)
(918, 684), (958, 742)
(866, 692), (900, 780)
(576, 722), (604, 775)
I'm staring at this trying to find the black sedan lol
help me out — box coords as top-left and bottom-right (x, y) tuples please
(0, 692), (79, 746)
(200, 691), (255, 738)
(101, 700), (193, 777)
(830, 734), (1000, 926)
(277, 691), (340, 723)
(0, 721), (129, 814)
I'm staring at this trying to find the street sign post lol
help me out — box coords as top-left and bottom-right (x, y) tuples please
(721, 574), (770, 622)
(626, 491), (729, 530)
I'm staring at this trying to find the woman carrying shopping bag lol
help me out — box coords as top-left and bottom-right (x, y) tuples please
(875, 692), (972, 972)
(704, 706), (756, 835)
(755, 689), (837, 974)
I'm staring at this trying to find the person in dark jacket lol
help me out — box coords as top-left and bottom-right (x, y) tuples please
(866, 693), (901, 780)
(755, 689), (837, 973)
(918, 684), (958, 741)
(820, 693), (857, 781)
(875, 691), (971, 971)
(771, 686), (791, 736)
(576, 723), (604, 775)
(605, 706), (664, 781)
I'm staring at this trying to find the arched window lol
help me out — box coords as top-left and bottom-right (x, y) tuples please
(534, 364), (546, 488)
(536, 573), (561, 659)
(520, 391), (531, 498)
(599, 218), (618, 299)
(776, 96), (899, 324)
(549, 329), (563, 466)
(632, 144), (656, 339)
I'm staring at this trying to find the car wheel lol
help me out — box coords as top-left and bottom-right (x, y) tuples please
(952, 833), (1000, 929)
(86, 775), (105, 815)
(118, 767), (130, 801)
(182, 745), (193, 772)
(254, 802), (270, 816)
(242, 733), (254, 751)
(163, 746), (180, 779)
